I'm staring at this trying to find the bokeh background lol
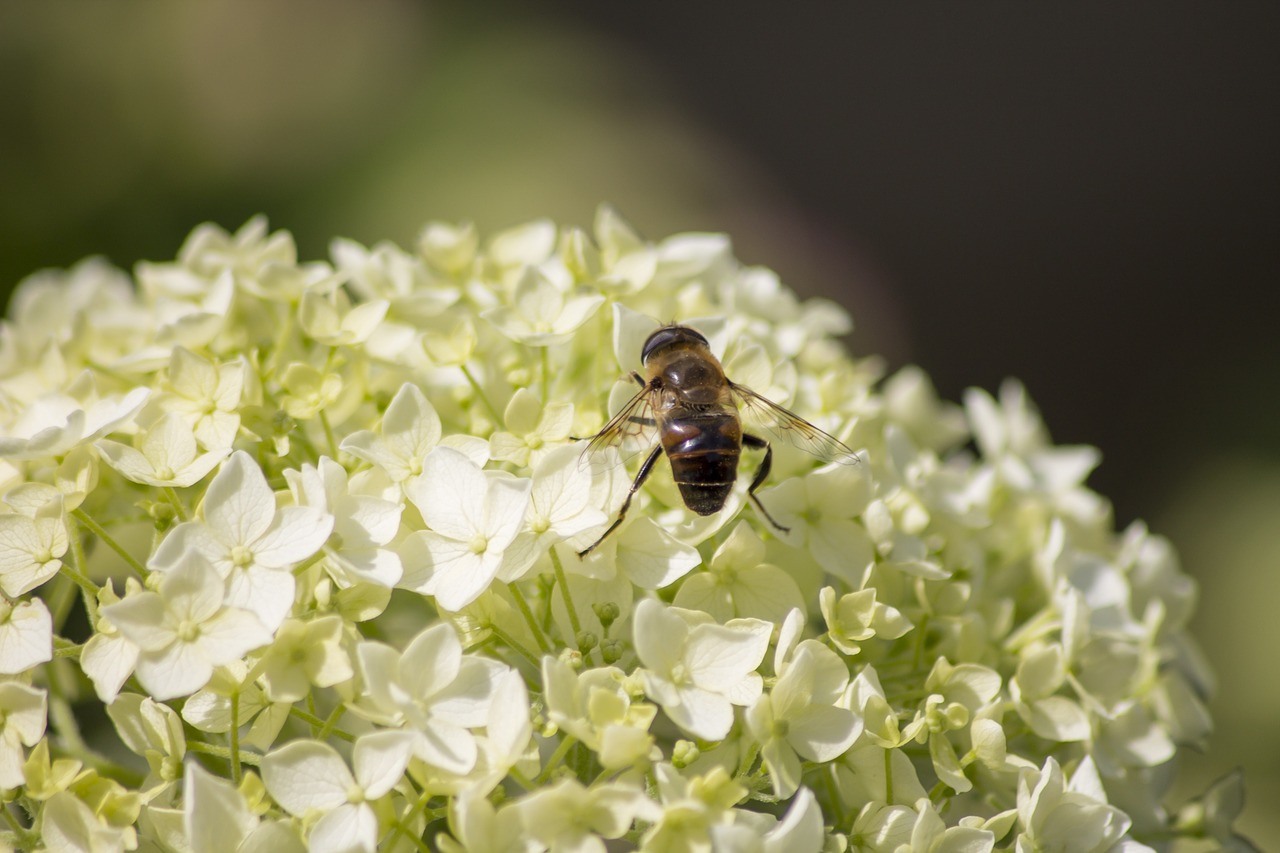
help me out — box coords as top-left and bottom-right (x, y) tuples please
(2, 2), (1276, 844)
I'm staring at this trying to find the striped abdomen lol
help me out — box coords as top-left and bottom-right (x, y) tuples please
(660, 409), (742, 515)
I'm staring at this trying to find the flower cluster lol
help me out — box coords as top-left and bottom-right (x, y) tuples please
(0, 211), (1252, 852)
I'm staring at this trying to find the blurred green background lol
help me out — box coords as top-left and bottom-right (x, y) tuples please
(2, 1), (1277, 844)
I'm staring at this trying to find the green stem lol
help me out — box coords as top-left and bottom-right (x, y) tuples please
(460, 363), (503, 426)
(317, 703), (347, 742)
(229, 692), (242, 785)
(508, 767), (537, 791)
(884, 747), (895, 803)
(53, 641), (84, 660)
(381, 787), (434, 853)
(186, 739), (262, 767)
(71, 508), (148, 578)
(508, 582), (551, 653)
(162, 487), (189, 522)
(319, 409), (339, 459)
(539, 346), (551, 401)
(488, 623), (541, 669)
(549, 549), (584, 648)
(535, 735), (578, 785)
(824, 762), (846, 827)
(288, 706), (356, 742)
(2, 804), (38, 852)
(56, 562), (98, 604)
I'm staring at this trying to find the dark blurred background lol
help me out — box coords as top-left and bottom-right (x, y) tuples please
(2, 1), (1276, 842)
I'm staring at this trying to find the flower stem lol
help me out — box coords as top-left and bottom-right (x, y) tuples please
(539, 346), (550, 401)
(162, 487), (189, 521)
(2, 803), (38, 852)
(884, 746), (895, 803)
(288, 706), (356, 742)
(71, 508), (148, 579)
(508, 582), (551, 653)
(229, 692), (242, 784)
(319, 409), (339, 459)
(460, 363), (503, 427)
(549, 548), (584, 647)
(317, 703), (347, 742)
(186, 739), (262, 766)
(488, 622), (542, 669)
(535, 735), (578, 785)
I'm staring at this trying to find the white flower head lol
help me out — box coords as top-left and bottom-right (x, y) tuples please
(401, 446), (531, 611)
(483, 266), (605, 347)
(96, 412), (230, 488)
(0, 487), (67, 597)
(633, 598), (770, 741)
(102, 551), (272, 700)
(261, 731), (417, 853)
(149, 450), (333, 631)
(0, 597), (52, 675)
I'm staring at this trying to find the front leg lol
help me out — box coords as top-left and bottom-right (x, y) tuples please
(743, 433), (789, 533)
(578, 444), (664, 558)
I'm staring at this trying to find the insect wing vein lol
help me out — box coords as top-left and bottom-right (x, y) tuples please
(729, 381), (858, 465)
(579, 383), (660, 471)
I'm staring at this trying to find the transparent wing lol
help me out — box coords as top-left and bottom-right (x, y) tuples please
(730, 381), (859, 465)
(578, 382), (661, 471)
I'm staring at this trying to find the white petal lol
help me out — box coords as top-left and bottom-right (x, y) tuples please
(198, 608), (273, 664)
(204, 451), (276, 546)
(225, 565), (296, 632)
(414, 721), (478, 775)
(254, 506), (333, 568)
(685, 622), (769, 694)
(353, 730), (417, 798)
(95, 440), (160, 484)
(80, 632), (139, 703)
(309, 804), (376, 853)
(399, 622), (462, 701)
(666, 685), (734, 741)
(261, 739), (353, 815)
(136, 642), (215, 701)
(632, 598), (688, 675)
(790, 705), (860, 762)
(185, 762), (257, 853)
(408, 447), (487, 540)
(0, 599), (52, 674)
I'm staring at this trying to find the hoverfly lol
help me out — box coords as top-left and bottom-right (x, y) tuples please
(578, 324), (858, 557)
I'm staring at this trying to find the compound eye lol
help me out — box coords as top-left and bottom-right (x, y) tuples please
(641, 326), (708, 363)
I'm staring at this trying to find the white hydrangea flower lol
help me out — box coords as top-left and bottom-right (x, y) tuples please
(633, 598), (770, 741)
(261, 731), (417, 853)
(151, 347), (245, 451)
(0, 213), (1240, 853)
(353, 622), (506, 775)
(483, 266), (606, 347)
(0, 487), (67, 597)
(400, 446), (531, 611)
(184, 762), (305, 853)
(0, 382), (150, 460)
(0, 597), (52, 675)
(516, 777), (647, 853)
(102, 551), (272, 700)
(745, 637), (862, 797)
(284, 456), (403, 589)
(96, 412), (230, 488)
(0, 682), (46, 789)
(149, 450), (334, 631)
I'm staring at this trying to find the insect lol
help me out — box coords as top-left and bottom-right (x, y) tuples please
(578, 324), (858, 557)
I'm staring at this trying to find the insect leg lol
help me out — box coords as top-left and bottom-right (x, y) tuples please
(743, 433), (790, 533)
(578, 444), (665, 558)
(631, 371), (646, 388)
